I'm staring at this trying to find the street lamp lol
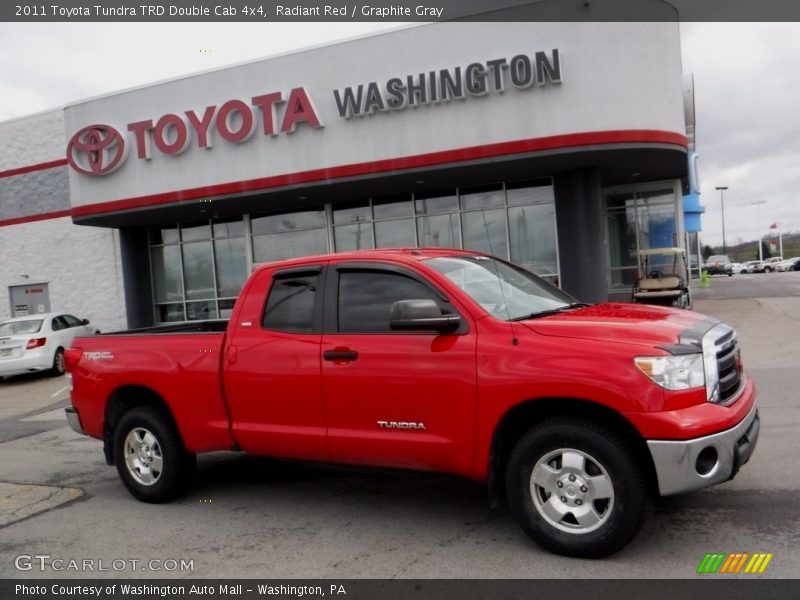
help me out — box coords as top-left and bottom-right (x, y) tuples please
(752, 200), (767, 261)
(715, 186), (728, 254)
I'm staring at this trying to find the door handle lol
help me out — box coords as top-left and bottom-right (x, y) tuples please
(323, 349), (358, 362)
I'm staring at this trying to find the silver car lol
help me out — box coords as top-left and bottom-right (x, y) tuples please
(0, 313), (94, 379)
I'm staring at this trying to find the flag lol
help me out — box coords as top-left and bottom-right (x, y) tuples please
(770, 222), (779, 229)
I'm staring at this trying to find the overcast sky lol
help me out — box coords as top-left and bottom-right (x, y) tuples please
(1, 22), (798, 249)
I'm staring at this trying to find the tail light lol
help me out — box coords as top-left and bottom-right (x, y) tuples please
(26, 337), (46, 350)
(64, 347), (83, 372)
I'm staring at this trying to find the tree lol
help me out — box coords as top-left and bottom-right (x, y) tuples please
(702, 245), (714, 260)
(761, 240), (772, 259)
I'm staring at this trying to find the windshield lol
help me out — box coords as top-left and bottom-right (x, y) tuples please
(0, 319), (44, 336)
(426, 256), (575, 320)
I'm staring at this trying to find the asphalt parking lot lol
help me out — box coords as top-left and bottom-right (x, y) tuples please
(0, 272), (798, 579)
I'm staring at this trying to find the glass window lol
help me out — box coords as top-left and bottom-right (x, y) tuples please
(338, 270), (442, 333)
(181, 223), (211, 242)
(428, 256), (573, 321)
(508, 203), (558, 280)
(252, 229), (328, 263)
(157, 304), (185, 323)
(333, 202), (371, 225)
(507, 180), (554, 206)
(251, 210), (325, 235)
(186, 301), (218, 321)
(151, 245), (183, 303)
(182, 241), (215, 300)
(0, 320), (43, 335)
(51, 316), (68, 331)
(417, 213), (460, 247)
(415, 193), (458, 215)
(219, 299), (237, 319)
(213, 220), (245, 238)
(373, 197), (412, 219)
(214, 238), (247, 298)
(150, 227), (178, 245)
(460, 185), (505, 210)
(462, 208), (508, 258)
(375, 220), (415, 248)
(62, 315), (82, 328)
(262, 273), (319, 333)
(334, 223), (375, 251)
(605, 186), (678, 288)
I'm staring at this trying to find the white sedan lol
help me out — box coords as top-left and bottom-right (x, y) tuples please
(0, 313), (94, 379)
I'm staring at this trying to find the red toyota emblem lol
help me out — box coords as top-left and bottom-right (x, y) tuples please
(67, 124), (127, 176)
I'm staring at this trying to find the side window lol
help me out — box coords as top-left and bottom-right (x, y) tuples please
(63, 315), (82, 328)
(338, 270), (445, 333)
(262, 273), (319, 333)
(51, 317), (67, 332)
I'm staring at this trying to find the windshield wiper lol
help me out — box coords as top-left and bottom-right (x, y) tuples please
(510, 302), (591, 321)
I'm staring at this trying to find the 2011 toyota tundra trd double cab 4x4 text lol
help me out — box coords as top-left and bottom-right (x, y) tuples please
(64, 249), (759, 557)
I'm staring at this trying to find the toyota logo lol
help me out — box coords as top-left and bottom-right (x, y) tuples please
(67, 124), (127, 176)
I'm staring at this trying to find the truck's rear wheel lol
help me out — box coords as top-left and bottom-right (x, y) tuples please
(114, 406), (195, 503)
(505, 418), (648, 558)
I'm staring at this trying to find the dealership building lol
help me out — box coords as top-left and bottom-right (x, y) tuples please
(0, 21), (702, 331)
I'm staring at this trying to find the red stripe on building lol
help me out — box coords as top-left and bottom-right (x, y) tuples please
(71, 130), (687, 219)
(1, 130), (686, 227)
(0, 209), (73, 228)
(0, 158), (68, 179)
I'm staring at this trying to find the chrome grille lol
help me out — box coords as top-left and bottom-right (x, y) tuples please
(713, 326), (743, 403)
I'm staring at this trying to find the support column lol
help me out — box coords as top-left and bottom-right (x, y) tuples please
(118, 227), (154, 329)
(553, 169), (609, 303)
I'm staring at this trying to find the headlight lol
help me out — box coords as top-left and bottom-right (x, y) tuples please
(634, 354), (705, 391)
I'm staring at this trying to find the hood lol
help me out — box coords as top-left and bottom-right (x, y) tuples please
(521, 303), (717, 349)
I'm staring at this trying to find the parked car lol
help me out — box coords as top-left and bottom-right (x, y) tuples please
(704, 254), (733, 276)
(775, 257), (798, 272)
(761, 256), (784, 273)
(0, 313), (94, 379)
(738, 260), (764, 274)
(65, 248), (758, 558)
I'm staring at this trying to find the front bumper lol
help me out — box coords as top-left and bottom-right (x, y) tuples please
(65, 406), (85, 435)
(647, 404), (760, 496)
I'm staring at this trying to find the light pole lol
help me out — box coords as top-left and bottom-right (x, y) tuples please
(752, 200), (767, 261)
(715, 186), (728, 254)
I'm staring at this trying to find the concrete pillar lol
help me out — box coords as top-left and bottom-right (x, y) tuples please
(554, 168), (609, 303)
(118, 227), (154, 329)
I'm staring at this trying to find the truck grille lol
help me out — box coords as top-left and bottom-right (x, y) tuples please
(713, 327), (743, 404)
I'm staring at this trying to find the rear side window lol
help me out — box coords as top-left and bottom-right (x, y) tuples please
(63, 315), (82, 328)
(338, 270), (444, 333)
(51, 317), (68, 332)
(262, 273), (319, 333)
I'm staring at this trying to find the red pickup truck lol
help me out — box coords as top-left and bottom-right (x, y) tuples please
(65, 249), (758, 557)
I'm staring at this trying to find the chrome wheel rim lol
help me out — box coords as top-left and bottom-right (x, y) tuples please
(529, 448), (615, 535)
(123, 427), (163, 486)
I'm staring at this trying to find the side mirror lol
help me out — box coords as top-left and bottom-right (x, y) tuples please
(81, 319), (90, 326)
(389, 299), (460, 333)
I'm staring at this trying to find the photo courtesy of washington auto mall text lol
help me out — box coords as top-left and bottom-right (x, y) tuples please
(14, 583), (349, 597)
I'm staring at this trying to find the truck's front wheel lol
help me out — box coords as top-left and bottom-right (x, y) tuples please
(114, 406), (196, 503)
(505, 418), (648, 558)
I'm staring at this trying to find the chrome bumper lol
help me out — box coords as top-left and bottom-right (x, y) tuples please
(647, 404), (760, 496)
(65, 406), (85, 435)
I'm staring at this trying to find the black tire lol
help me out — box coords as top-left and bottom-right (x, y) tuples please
(764, 267), (772, 273)
(505, 418), (649, 558)
(50, 348), (66, 376)
(114, 406), (196, 503)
